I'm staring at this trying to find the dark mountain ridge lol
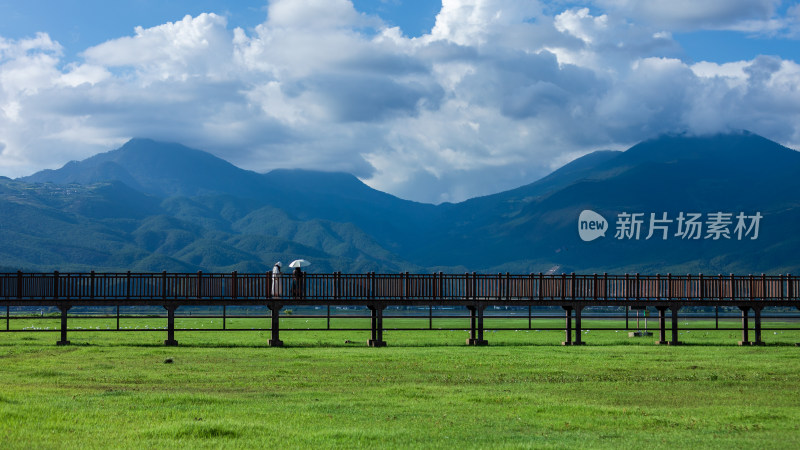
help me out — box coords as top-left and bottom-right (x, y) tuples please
(22, 139), (439, 247)
(8, 131), (800, 274)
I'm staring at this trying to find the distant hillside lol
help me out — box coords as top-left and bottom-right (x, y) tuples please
(8, 132), (800, 274)
(21, 139), (268, 198)
(439, 131), (800, 273)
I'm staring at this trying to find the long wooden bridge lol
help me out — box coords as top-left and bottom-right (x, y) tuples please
(2, 271), (798, 347)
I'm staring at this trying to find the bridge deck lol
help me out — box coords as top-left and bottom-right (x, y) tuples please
(2, 271), (798, 347)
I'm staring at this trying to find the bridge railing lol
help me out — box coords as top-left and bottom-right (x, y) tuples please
(0, 271), (797, 302)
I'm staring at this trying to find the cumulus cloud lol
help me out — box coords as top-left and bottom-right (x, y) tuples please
(1, 0), (800, 203)
(595, 0), (784, 32)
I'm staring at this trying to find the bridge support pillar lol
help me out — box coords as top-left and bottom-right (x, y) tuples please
(466, 305), (488, 346)
(269, 305), (283, 347)
(562, 306), (573, 346)
(561, 306), (585, 345)
(655, 307), (668, 345)
(669, 306), (682, 345)
(753, 306), (764, 346)
(57, 305), (71, 346)
(573, 306), (586, 345)
(164, 305), (178, 346)
(738, 306), (751, 346)
(368, 305), (386, 347)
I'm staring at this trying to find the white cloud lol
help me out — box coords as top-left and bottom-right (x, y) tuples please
(83, 13), (234, 82)
(595, 0), (782, 31)
(428, 0), (544, 46)
(267, 0), (373, 29)
(1, 0), (799, 203)
(555, 7), (608, 44)
(691, 61), (748, 80)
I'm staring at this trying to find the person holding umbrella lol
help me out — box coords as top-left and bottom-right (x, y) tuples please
(289, 259), (310, 299)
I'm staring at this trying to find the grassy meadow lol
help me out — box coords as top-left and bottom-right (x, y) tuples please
(1, 316), (799, 448)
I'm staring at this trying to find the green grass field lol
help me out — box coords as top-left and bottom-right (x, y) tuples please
(1, 317), (799, 448)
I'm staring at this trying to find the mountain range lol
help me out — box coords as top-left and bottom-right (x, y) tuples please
(4, 131), (799, 274)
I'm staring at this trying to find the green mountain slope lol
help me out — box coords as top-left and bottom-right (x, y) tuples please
(6, 132), (799, 274)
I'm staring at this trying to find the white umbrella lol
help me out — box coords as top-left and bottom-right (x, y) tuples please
(289, 259), (311, 268)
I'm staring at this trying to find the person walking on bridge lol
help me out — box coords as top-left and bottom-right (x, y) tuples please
(272, 262), (282, 297)
(288, 259), (310, 299)
(292, 266), (303, 299)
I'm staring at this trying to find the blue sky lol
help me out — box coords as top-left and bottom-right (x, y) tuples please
(0, 0), (441, 58)
(1, 0), (799, 203)
(1, 1), (796, 62)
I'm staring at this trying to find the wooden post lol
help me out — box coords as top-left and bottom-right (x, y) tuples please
(538, 273), (543, 301)
(222, 305), (227, 330)
(625, 273), (629, 302)
(625, 306), (629, 330)
(669, 306), (681, 345)
(368, 305), (386, 347)
(164, 305), (178, 346)
(116, 305), (120, 330)
(473, 272), (478, 301)
(477, 306), (487, 345)
(53, 271), (59, 300)
(529, 273), (535, 301)
(656, 274), (661, 300)
(370, 272), (376, 300)
(162, 271), (167, 300)
(269, 305), (283, 347)
(667, 273), (672, 300)
(571, 273), (576, 301)
(562, 306), (573, 345)
(377, 306), (385, 345)
(753, 306), (764, 346)
(528, 304), (532, 330)
(698, 273), (705, 300)
(467, 306), (488, 346)
(232, 271), (238, 300)
(429, 305), (433, 330)
(655, 307), (667, 345)
(57, 305), (71, 346)
(738, 306), (751, 346)
(327, 304), (331, 330)
(467, 306), (476, 343)
(715, 306), (719, 330)
(6, 305), (9, 331)
(573, 306), (585, 345)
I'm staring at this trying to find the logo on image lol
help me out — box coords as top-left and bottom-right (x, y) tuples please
(578, 209), (762, 242)
(578, 210), (608, 242)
